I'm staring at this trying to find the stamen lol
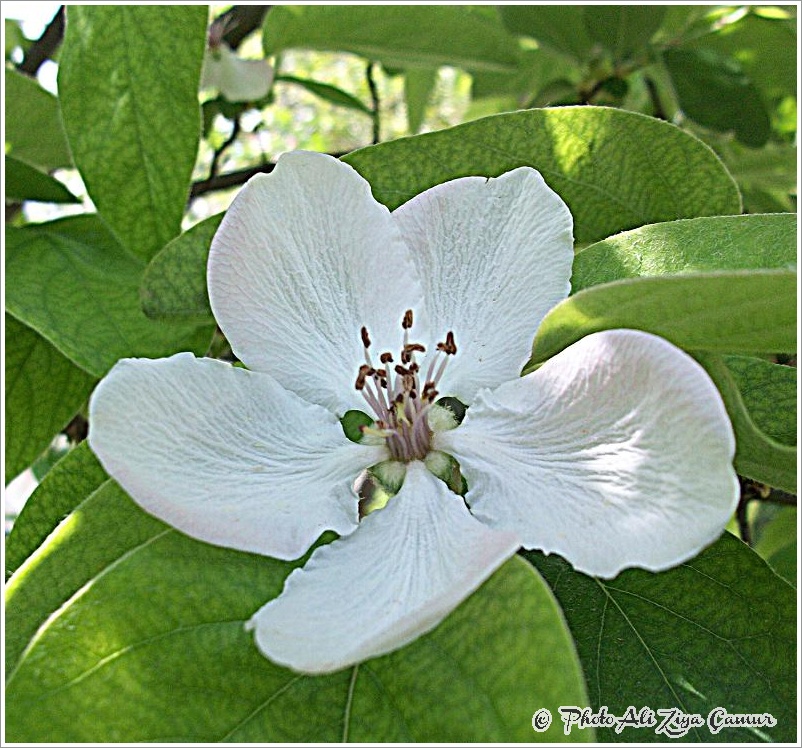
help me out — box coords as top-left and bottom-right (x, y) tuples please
(353, 318), (458, 463)
(354, 364), (372, 390)
(436, 331), (457, 356)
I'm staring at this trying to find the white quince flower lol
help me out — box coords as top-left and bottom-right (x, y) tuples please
(88, 151), (738, 674)
(200, 41), (273, 103)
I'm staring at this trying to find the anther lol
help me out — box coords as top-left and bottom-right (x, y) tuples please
(422, 381), (439, 401)
(355, 363), (372, 390)
(354, 317), (458, 464)
(437, 331), (457, 356)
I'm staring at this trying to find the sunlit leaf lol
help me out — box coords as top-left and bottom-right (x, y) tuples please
(345, 106), (741, 244)
(7, 482), (590, 742)
(528, 270), (795, 366)
(58, 6), (207, 261)
(5, 443), (106, 579)
(571, 213), (796, 291)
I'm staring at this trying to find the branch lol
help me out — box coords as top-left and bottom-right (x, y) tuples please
(18, 5), (65, 76)
(366, 62), (381, 144)
(215, 5), (271, 50)
(15, 4), (270, 78)
(208, 118), (242, 180)
(191, 153), (347, 199)
(645, 76), (668, 121)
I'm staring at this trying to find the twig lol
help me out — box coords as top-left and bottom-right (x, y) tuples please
(216, 5), (271, 50)
(64, 413), (89, 444)
(190, 152), (347, 199)
(645, 76), (667, 120)
(758, 490), (797, 507)
(735, 493), (752, 545)
(366, 62), (381, 144)
(578, 77), (608, 105)
(736, 477), (798, 546)
(208, 118), (242, 180)
(18, 5), (65, 76)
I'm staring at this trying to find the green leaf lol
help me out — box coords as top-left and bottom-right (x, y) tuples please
(499, 6), (594, 63)
(140, 214), (223, 323)
(57, 6), (207, 261)
(5, 216), (213, 377)
(5, 443), (106, 580)
(525, 532), (797, 742)
(723, 355), (796, 447)
(471, 47), (581, 108)
(764, 540), (797, 587)
(561, 215), (797, 490)
(528, 270), (796, 367)
(5, 18), (29, 60)
(264, 6), (519, 72)
(3, 68), (72, 170)
(4, 156), (79, 204)
(650, 6), (714, 45)
(685, 12), (797, 106)
(571, 213), (797, 291)
(275, 74), (372, 114)
(663, 48), (771, 147)
(695, 353), (796, 492)
(404, 67), (438, 134)
(344, 106), (741, 244)
(582, 6), (666, 62)
(717, 140), (797, 214)
(6, 482), (591, 742)
(4, 315), (96, 483)
(753, 506), (797, 587)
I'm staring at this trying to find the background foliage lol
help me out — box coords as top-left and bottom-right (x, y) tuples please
(4, 4), (797, 743)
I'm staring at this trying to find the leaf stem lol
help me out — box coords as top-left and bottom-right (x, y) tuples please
(366, 62), (381, 144)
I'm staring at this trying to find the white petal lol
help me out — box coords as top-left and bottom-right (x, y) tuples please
(88, 353), (386, 560)
(438, 330), (738, 578)
(201, 42), (273, 101)
(248, 461), (519, 673)
(201, 45), (274, 102)
(208, 151), (425, 415)
(393, 168), (573, 403)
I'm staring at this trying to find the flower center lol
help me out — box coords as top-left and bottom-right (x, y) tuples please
(355, 309), (457, 462)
